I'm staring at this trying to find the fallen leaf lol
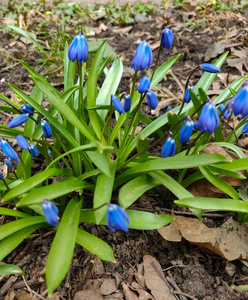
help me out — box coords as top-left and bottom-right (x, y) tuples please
(122, 282), (139, 300)
(227, 58), (246, 75)
(158, 216), (248, 260)
(100, 278), (117, 296)
(143, 255), (176, 300)
(73, 279), (103, 300)
(204, 42), (226, 61)
(112, 26), (133, 34)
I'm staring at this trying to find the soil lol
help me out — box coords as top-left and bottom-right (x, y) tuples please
(0, 2), (248, 300)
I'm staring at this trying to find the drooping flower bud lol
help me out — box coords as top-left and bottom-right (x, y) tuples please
(19, 104), (34, 116)
(106, 203), (130, 232)
(16, 135), (29, 150)
(4, 158), (13, 170)
(200, 63), (220, 73)
(227, 83), (248, 119)
(138, 76), (151, 94)
(111, 95), (124, 114)
(179, 118), (194, 144)
(242, 122), (248, 133)
(131, 41), (153, 71)
(41, 119), (52, 138)
(183, 85), (194, 103)
(160, 28), (174, 50)
(166, 106), (172, 112)
(219, 104), (231, 118)
(28, 143), (39, 157)
(0, 139), (19, 162)
(146, 90), (158, 110)
(68, 32), (88, 64)
(42, 199), (59, 227)
(124, 94), (131, 112)
(8, 114), (29, 128)
(198, 100), (220, 134)
(161, 136), (176, 158)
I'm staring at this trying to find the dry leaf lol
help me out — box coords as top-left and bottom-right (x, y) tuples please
(122, 282), (139, 300)
(158, 216), (248, 260)
(73, 279), (103, 300)
(100, 278), (117, 296)
(204, 42), (226, 61)
(143, 255), (176, 300)
(112, 26), (133, 34)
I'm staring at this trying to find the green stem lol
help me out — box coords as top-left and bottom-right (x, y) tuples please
(150, 42), (163, 83)
(130, 71), (138, 99)
(2, 179), (10, 191)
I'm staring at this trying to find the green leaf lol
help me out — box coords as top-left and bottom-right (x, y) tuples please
(0, 264), (25, 276)
(17, 179), (93, 207)
(2, 168), (73, 203)
(86, 150), (110, 177)
(175, 197), (248, 213)
(0, 207), (30, 218)
(189, 88), (201, 110)
(0, 216), (46, 240)
(87, 41), (107, 140)
(215, 157), (248, 171)
(199, 165), (240, 199)
(76, 229), (115, 262)
(198, 87), (208, 102)
(96, 57), (123, 120)
(0, 224), (41, 261)
(88, 40), (117, 59)
(46, 197), (82, 296)
(119, 174), (159, 209)
(116, 154), (228, 187)
(93, 159), (117, 224)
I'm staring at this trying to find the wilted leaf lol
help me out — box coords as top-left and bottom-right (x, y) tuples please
(122, 282), (139, 300)
(100, 278), (117, 296)
(204, 42), (226, 61)
(158, 216), (248, 260)
(73, 280), (103, 300)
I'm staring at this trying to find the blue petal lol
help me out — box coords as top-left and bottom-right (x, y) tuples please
(0, 139), (19, 162)
(146, 91), (158, 109)
(16, 135), (28, 150)
(8, 114), (29, 128)
(41, 120), (53, 138)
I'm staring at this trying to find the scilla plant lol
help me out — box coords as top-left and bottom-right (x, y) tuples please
(0, 27), (248, 295)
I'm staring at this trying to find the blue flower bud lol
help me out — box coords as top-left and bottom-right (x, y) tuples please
(0, 139), (19, 162)
(242, 122), (248, 133)
(166, 106), (172, 112)
(198, 101), (220, 134)
(28, 143), (39, 157)
(47, 149), (52, 156)
(42, 199), (59, 227)
(179, 119), (194, 144)
(194, 121), (204, 132)
(161, 137), (176, 158)
(0, 173), (3, 180)
(106, 203), (130, 232)
(16, 135), (29, 150)
(219, 104), (230, 118)
(146, 91), (158, 110)
(227, 83), (248, 119)
(4, 158), (13, 170)
(131, 40), (153, 71)
(138, 76), (151, 94)
(41, 119), (52, 138)
(124, 94), (131, 112)
(68, 32), (88, 64)
(160, 28), (174, 50)
(8, 113), (29, 128)
(200, 63), (220, 73)
(19, 104), (34, 116)
(112, 95), (124, 114)
(183, 86), (193, 103)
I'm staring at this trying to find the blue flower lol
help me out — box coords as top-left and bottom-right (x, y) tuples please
(8, 113), (29, 128)
(161, 137), (176, 158)
(227, 83), (248, 119)
(183, 86), (193, 103)
(242, 122), (248, 133)
(138, 76), (151, 94)
(146, 90), (158, 110)
(4, 159), (13, 170)
(219, 104), (231, 118)
(0, 139), (19, 162)
(41, 119), (52, 138)
(200, 63), (220, 73)
(106, 203), (130, 232)
(198, 101), (220, 134)
(16, 135), (29, 150)
(112, 95), (124, 114)
(42, 199), (59, 227)
(179, 118), (194, 144)
(124, 94), (131, 112)
(28, 143), (39, 157)
(19, 104), (34, 116)
(160, 28), (174, 50)
(68, 32), (88, 64)
(131, 41), (153, 71)
(0, 173), (3, 180)
(166, 106), (172, 112)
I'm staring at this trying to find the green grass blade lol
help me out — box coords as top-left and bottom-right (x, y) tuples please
(76, 229), (115, 262)
(0, 208), (30, 218)
(46, 197), (82, 296)
(0, 264), (25, 276)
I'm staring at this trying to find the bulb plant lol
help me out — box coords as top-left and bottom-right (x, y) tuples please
(0, 26), (248, 296)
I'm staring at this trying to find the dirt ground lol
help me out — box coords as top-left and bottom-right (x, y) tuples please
(0, 1), (248, 300)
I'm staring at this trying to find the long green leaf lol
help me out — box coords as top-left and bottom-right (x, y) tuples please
(76, 229), (115, 262)
(17, 179), (93, 207)
(0, 216), (46, 240)
(86, 150), (110, 177)
(2, 168), (73, 203)
(0, 264), (25, 276)
(175, 197), (248, 213)
(0, 208), (30, 218)
(216, 157), (248, 171)
(119, 174), (159, 209)
(46, 197), (82, 296)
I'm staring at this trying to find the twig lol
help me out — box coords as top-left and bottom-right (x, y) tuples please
(22, 276), (47, 300)
(168, 70), (184, 93)
(174, 290), (198, 300)
(166, 272), (187, 300)
(82, 255), (95, 286)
